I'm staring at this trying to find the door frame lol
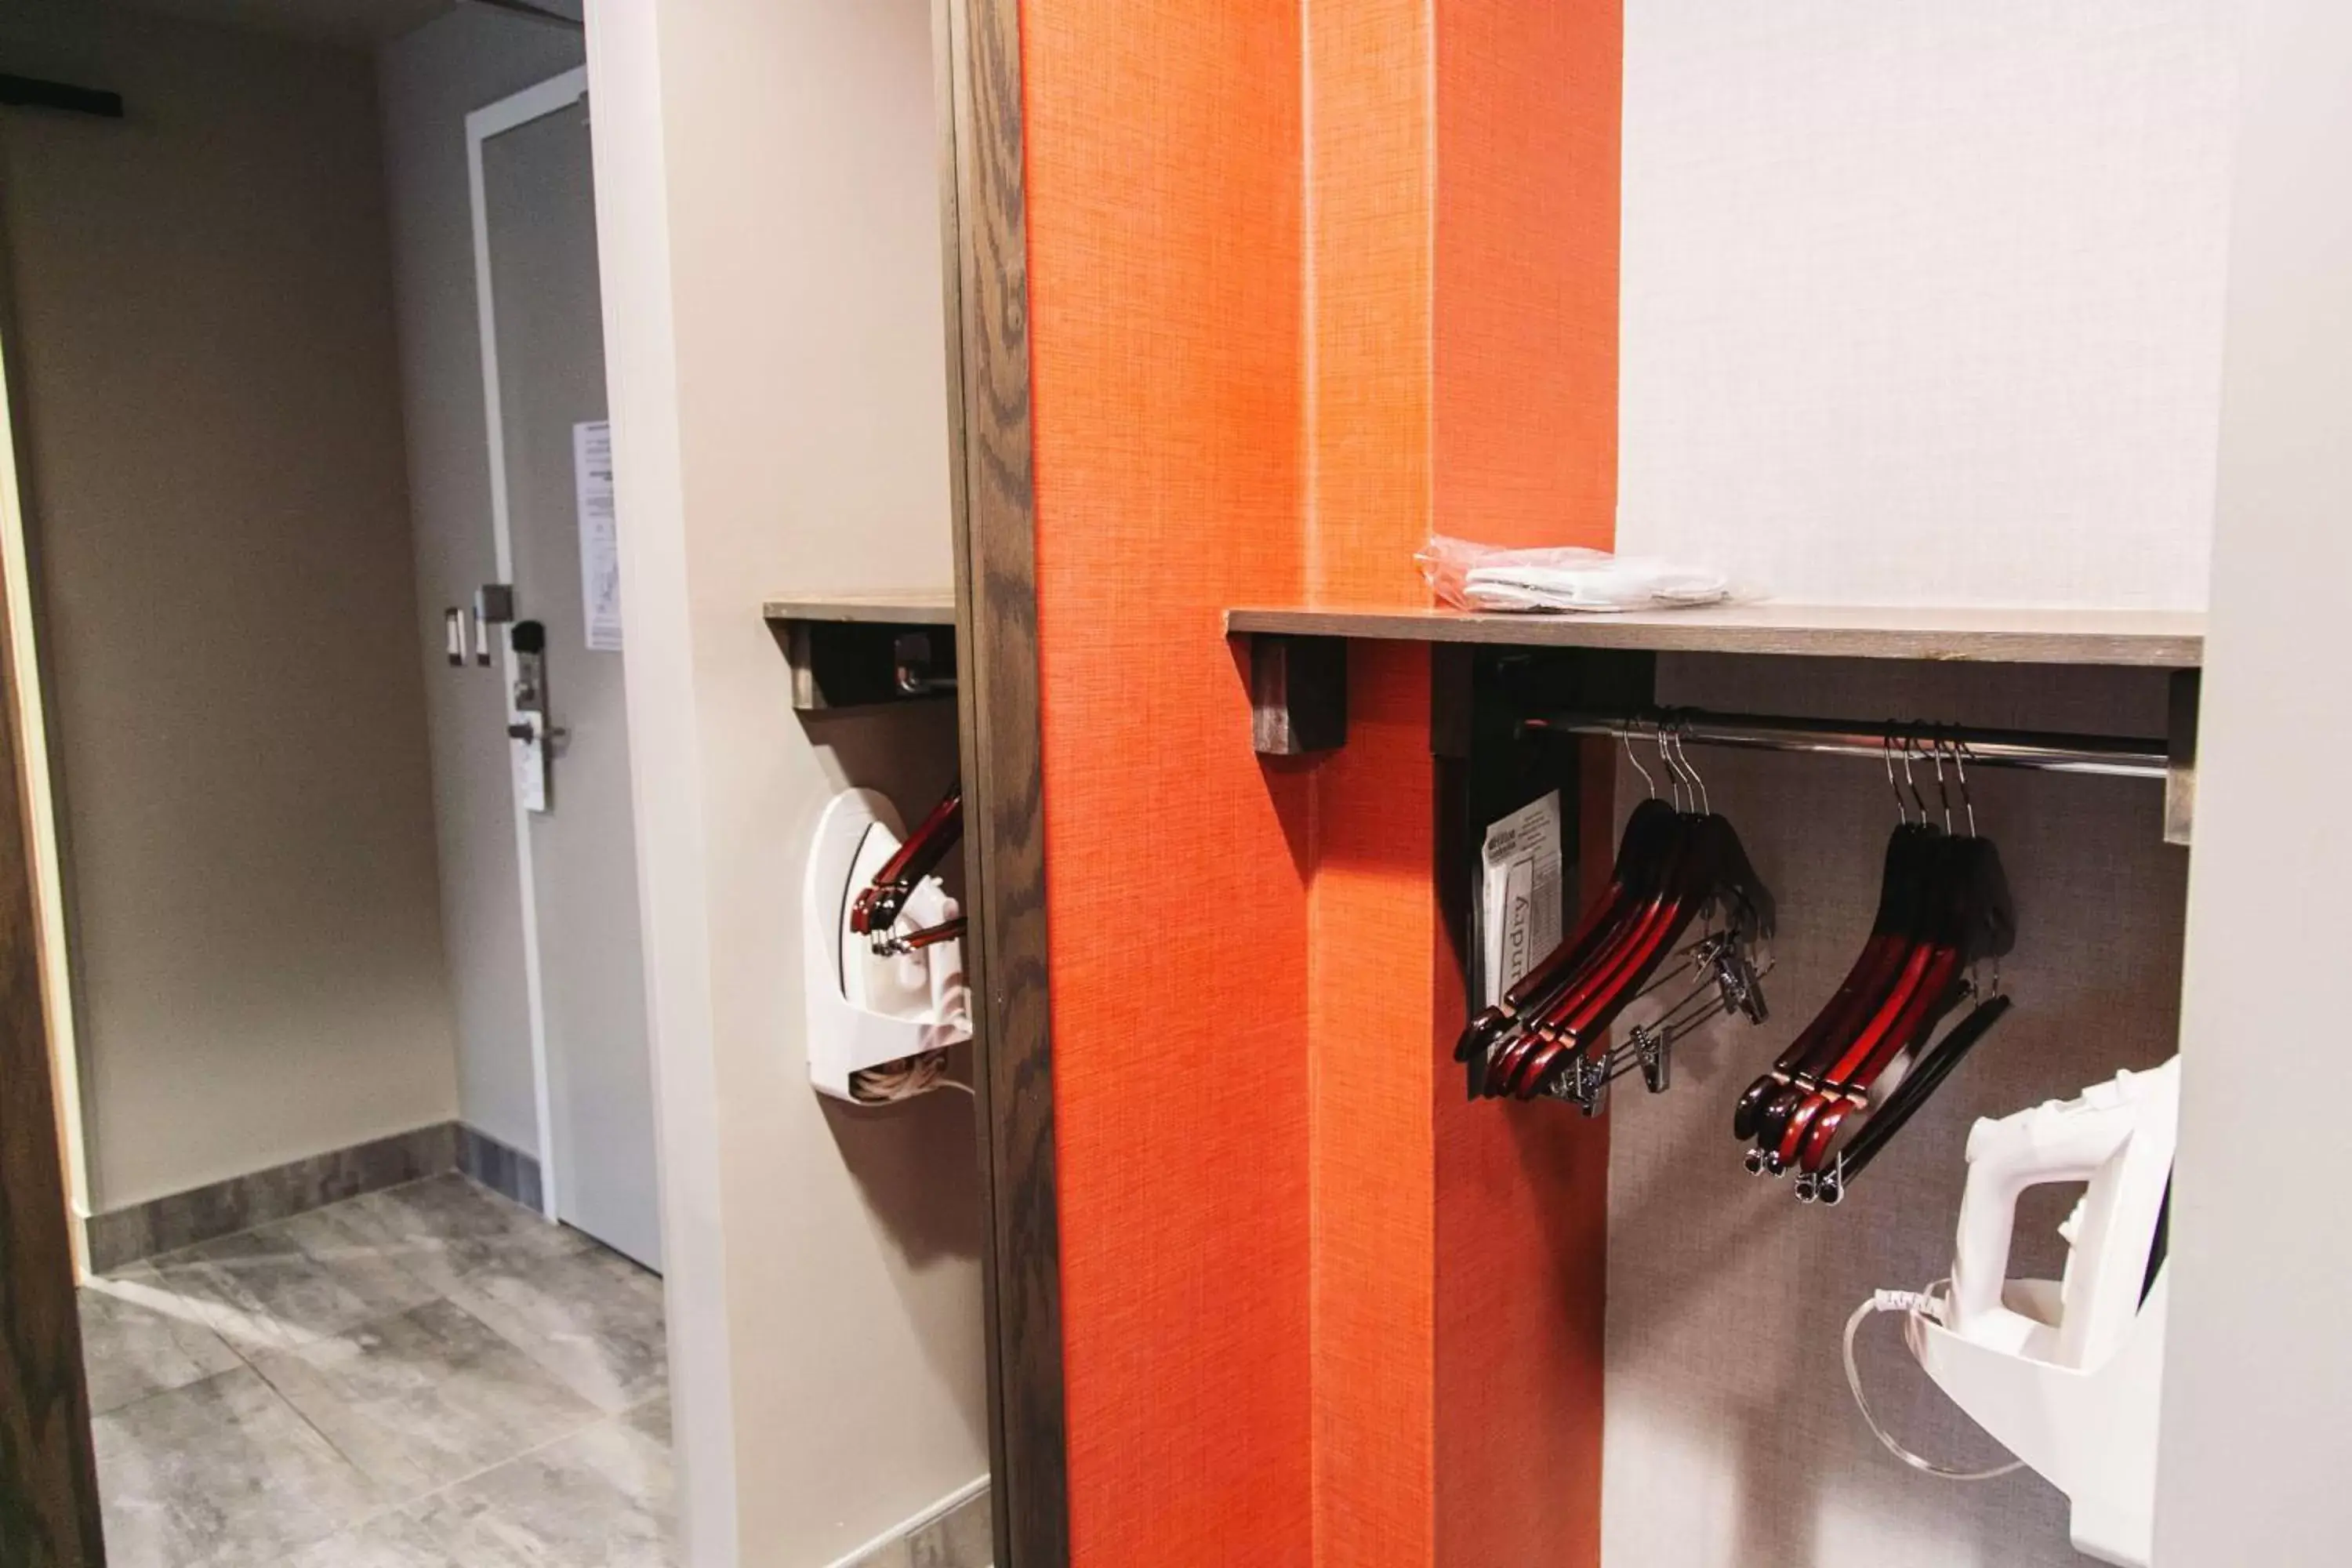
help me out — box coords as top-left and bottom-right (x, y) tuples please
(0, 329), (103, 1568)
(466, 64), (592, 1224)
(0, 122), (103, 1567)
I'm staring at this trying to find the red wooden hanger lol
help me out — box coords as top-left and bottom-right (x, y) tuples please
(1501, 728), (1771, 1102)
(1766, 736), (2015, 1178)
(850, 782), (964, 949)
(1457, 796), (1679, 1094)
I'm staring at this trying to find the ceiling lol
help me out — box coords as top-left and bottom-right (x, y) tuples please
(100, 0), (577, 50)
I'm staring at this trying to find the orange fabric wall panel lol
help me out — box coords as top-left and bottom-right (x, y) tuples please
(1026, 0), (1622, 1560)
(1307, 641), (1439, 1564)
(1433, 0), (1622, 547)
(1306, 0), (1434, 608)
(1022, 2), (1314, 1562)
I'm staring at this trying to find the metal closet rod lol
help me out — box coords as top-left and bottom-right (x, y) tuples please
(1522, 709), (2169, 780)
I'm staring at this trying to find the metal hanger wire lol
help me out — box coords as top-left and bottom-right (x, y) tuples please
(1623, 722), (1658, 800)
(1930, 727), (1953, 835)
(1898, 730), (1930, 823)
(1655, 718), (1689, 812)
(1672, 717), (1709, 816)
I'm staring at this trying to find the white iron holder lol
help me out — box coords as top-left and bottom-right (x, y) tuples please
(802, 789), (971, 1102)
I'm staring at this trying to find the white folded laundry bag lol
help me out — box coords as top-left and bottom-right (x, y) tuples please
(1415, 534), (1733, 613)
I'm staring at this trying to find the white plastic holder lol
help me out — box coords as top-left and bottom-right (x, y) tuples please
(1903, 1058), (2180, 1568)
(803, 789), (972, 1102)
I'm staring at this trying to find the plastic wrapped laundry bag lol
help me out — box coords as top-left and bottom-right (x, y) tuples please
(1415, 535), (1733, 613)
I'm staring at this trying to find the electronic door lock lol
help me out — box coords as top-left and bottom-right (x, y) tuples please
(507, 619), (556, 812)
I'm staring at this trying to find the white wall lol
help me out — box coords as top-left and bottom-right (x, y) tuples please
(0, 2), (458, 1210)
(1618, 2), (2242, 609)
(377, 4), (587, 1163)
(2159, 0), (2352, 1559)
(586, 0), (988, 1561)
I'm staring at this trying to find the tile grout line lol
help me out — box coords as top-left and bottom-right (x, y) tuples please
(217, 1179), (607, 1501)
(297, 1395), (670, 1555)
(145, 1183), (457, 1386)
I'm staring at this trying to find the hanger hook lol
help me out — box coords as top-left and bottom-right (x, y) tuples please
(1654, 717), (1686, 811)
(1931, 728), (1952, 835)
(1896, 727), (1925, 823)
(1952, 735), (1977, 837)
(1622, 722), (1657, 800)
(1675, 717), (1709, 815)
(1884, 731), (1907, 826)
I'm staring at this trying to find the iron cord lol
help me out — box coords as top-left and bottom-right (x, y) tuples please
(1843, 1287), (2024, 1483)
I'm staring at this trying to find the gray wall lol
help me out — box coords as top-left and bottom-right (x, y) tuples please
(2158, 0), (2352, 1559)
(376, 8), (587, 1160)
(0, 2), (458, 1210)
(1602, 659), (2187, 1567)
(1603, 5), (2232, 1561)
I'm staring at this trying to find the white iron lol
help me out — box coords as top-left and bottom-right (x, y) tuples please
(801, 789), (972, 1101)
(1888, 1056), (2177, 1567)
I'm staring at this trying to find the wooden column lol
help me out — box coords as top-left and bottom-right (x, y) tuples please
(939, 0), (1068, 1563)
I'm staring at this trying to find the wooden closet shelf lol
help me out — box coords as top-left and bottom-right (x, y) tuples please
(762, 590), (956, 626)
(764, 592), (956, 711)
(1225, 602), (2205, 669)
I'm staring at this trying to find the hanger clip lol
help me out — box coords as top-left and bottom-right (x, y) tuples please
(1549, 1049), (1611, 1117)
(1634, 1022), (1671, 1094)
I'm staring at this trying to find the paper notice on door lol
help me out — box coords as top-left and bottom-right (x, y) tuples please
(573, 420), (622, 652)
(1481, 791), (1563, 1003)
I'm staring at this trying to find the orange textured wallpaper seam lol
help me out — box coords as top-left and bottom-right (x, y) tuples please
(1022, 1), (1313, 1562)
(1300, 5), (1446, 1549)
(1307, 641), (1439, 1565)
(1306, 0), (1434, 609)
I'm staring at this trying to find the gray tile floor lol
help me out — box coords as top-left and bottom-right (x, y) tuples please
(79, 1173), (677, 1568)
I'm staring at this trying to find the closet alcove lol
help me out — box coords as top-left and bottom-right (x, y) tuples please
(1239, 603), (2198, 1566)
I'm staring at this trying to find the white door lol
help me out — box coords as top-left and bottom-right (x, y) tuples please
(471, 71), (662, 1270)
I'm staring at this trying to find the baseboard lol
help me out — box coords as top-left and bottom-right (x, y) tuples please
(454, 1123), (544, 1211)
(829, 1477), (991, 1568)
(82, 1121), (459, 1274)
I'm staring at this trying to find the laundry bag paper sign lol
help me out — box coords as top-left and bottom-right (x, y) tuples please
(1481, 791), (1563, 1002)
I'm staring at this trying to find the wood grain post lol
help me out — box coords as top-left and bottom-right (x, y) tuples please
(937, 0), (1069, 1561)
